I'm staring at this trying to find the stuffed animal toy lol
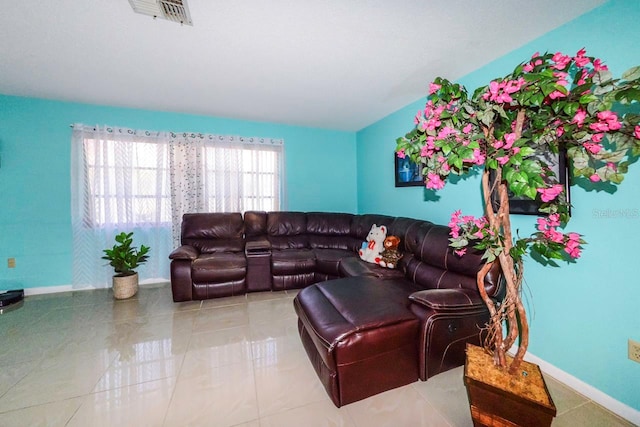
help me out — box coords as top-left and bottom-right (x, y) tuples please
(358, 224), (387, 264)
(378, 235), (403, 269)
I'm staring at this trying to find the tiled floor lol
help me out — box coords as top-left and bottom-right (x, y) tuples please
(0, 283), (634, 427)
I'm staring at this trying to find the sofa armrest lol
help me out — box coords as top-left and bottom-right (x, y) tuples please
(409, 288), (486, 312)
(169, 245), (200, 260)
(245, 238), (271, 255)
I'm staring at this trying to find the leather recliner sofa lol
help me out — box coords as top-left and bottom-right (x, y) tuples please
(168, 211), (503, 406)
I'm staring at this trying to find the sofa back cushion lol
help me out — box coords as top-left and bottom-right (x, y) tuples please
(403, 222), (501, 297)
(387, 217), (423, 252)
(267, 211), (309, 249)
(181, 213), (245, 253)
(244, 211), (268, 237)
(307, 212), (356, 250)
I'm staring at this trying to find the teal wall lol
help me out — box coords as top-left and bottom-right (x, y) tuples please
(0, 96), (357, 290)
(356, 0), (640, 411)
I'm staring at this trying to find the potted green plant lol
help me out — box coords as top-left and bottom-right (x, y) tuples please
(396, 49), (640, 426)
(102, 231), (150, 299)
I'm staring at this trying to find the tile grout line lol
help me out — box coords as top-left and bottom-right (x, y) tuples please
(161, 302), (199, 427)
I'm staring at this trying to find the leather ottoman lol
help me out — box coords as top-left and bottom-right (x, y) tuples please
(293, 276), (421, 407)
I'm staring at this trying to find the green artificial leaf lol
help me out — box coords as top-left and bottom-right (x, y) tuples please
(449, 238), (469, 248)
(518, 146), (536, 157)
(541, 83), (555, 97)
(483, 251), (497, 263)
(515, 171), (528, 183)
(514, 63), (524, 76)
(566, 146), (580, 158)
(572, 155), (589, 170)
(594, 84), (614, 96)
(576, 167), (595, 178)
(463, 104), (476, 115)
(504, 168), (516, 184)
(572, 131), (589, 142)
(579, 93), (597, 104)
(618, 162), (630, 174)
(481, 110), (496, 127)
(593, 149), (627, 163)
(523, 73), (542, 82)
(562, 102), (579, 117)
(494, 105), (509, 119)
(607, 172), (625, 184)
(593, 70), (613, 85)
(540, 68), (554, 78)
(614, 88), (640, 104)
(622, 65), (640, 81)
(453, 155), (463, 170)
(521, 159), (542, 175)
(523, 185), (538, 200)
(531, 93), (545, 107)
(538, 204), (552, 214)
(510, 181), (527, 196)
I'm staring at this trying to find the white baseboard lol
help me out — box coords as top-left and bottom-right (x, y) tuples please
(509, 346), (640, 425)
(23, 278), (169, 296)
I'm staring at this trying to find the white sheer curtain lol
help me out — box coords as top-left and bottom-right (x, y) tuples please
(70, 125), (172, 288)
(71, 125), (285, 288)
(168, 132), (285, 246)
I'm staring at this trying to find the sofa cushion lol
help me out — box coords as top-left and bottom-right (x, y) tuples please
(244, 211), (267, 236)
(295, 277), (421, 368)
(387, 217), (424, 252)
(307, 212), (354, 235)
(402, 222), (502, 296)
(271, 249), (316, 275)
(191, 252), (247, 283)
(267, 211), (307, 236)
(313, 248), (355, 276)
(339, 257), (404, 280)
(294, 277), (421, 406)
(309, 235), (357, 251)
(181, 213), (245, 253)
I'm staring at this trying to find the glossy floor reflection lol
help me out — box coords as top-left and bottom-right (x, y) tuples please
(0, 283), (634, 426)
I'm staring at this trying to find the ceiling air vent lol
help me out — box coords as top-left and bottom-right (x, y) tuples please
(128, 0), (193, 26)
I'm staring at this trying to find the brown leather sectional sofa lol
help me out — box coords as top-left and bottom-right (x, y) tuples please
(169, 211), (503, 407)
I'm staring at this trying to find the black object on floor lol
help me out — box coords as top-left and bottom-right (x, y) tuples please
(0, 289), (24, 310)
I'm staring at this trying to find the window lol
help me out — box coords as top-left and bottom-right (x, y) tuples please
(71, 125), (284, 287)
(75, 128), (284, 229)
(83, 138), (171, 227)
(202, 145), (282, 212)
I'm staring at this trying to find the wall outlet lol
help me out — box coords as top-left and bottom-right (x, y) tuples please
(629, 339), (640, 363)
(7, 258), (15, 268)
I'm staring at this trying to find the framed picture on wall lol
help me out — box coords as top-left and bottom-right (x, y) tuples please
(492, 149), (571, 215)
(394, 153), (424, 187)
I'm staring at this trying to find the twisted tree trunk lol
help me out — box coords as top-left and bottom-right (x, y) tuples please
(475, 108), (529, 374)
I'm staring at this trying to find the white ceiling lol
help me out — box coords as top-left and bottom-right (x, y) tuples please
(0, 0), (606, 131)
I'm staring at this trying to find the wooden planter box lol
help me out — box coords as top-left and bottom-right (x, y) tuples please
(464, 344), (556, 427)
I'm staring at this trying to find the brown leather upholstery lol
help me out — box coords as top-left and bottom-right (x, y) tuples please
(169, 213), (247, 299)
(294, 277), (422, 407)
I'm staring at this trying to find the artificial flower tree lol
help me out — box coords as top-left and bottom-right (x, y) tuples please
(396, 49), (640, 375)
